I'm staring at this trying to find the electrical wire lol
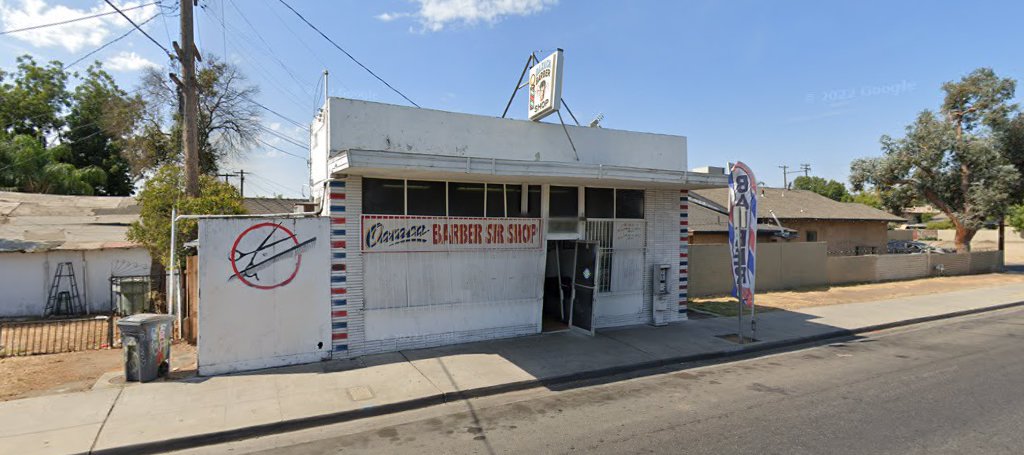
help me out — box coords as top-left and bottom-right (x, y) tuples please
(277, 0), (420, 108)
(255, 137), (307, 161)
(0, 1), (160, 35)
(257, 124), (307, 149)
(66, 13), (164, 69)
(245, 97), (306, 129)
(102, 0), (173, 59)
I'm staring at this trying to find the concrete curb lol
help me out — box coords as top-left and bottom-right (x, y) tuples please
(88, 299), (1024, 455)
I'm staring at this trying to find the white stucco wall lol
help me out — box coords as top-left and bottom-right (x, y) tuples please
(322, 98), (687, 176)
(0, 248), (151, 317)
(197, 217), (331, 375)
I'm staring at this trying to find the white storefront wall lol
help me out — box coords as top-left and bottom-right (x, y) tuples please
(197, 217), (331, 375)
(0, 248), (151, 317)
(329, 176), (687, 357)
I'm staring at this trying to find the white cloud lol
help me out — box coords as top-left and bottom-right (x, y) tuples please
(378, 0), (558, 32)
(269, 122), (281, 131)
(105, 50), (157, 71)
(0, 0), (159, 52)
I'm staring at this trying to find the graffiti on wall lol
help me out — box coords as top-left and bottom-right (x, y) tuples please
(228, 222), (318, 289)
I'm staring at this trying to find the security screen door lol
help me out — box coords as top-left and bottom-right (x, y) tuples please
(570, 241), (598, 335)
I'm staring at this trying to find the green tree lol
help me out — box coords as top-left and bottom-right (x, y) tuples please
(1009, 204), (1024, 235)
(62, 64), (138, 195)
(0, 56), (70, 144)
(849, 191), (884, 210)
(127, 165), (246, 268)
(0, 135), (106, 194)
(792, 176), (851, 202)
(126, 56), (260, 177)
(851, 68), (1022, 252)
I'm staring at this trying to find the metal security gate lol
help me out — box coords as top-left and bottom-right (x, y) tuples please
(585, 220), (647, 295)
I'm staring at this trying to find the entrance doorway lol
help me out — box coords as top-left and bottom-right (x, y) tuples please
(542, 240), (574, 332)
(542, 240), (598, 334)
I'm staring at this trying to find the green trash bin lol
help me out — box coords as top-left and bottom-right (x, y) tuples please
(117, 314), (174, 382)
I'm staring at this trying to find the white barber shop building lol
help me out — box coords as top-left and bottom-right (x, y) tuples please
(308, 97), (728, 357)
(195, 96), (727, 375)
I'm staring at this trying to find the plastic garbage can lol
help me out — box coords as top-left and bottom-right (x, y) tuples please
(117, 313), (174, 382)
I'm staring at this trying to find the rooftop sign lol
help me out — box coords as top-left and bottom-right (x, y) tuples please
(528, 50), (563, 121)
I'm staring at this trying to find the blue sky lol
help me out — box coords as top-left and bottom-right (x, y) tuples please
(2, 0), (1023, 197)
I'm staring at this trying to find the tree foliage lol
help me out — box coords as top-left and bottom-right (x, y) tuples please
(1009, 204), (1024, 235)
(127, 165), (246, 267)
(851, 68), (1023, 252)
(0, 135), (106, 194)
(792, 176), (851, 202)
(126, 57), (260, 176)
(0, 57), (139, 195)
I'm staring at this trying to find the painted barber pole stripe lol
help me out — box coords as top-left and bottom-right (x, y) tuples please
(329, 180), (348, 353)
(679, 190), (689, 314)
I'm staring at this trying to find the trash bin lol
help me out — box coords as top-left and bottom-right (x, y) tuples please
(117, 314), (174, 382)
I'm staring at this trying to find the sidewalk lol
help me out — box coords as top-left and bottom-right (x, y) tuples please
(4, 283), (1024, 455)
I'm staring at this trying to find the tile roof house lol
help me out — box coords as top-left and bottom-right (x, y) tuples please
(690, 188), (906, 255)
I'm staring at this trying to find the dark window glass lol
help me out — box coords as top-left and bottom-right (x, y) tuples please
(406, 180), (446, 216)
(506, 185), (541, 217)
(549, 186), (578, 218)
(448, 182), (485, 216)
(615, 189), (645, 219)
(585, 188), (614, 218)
(485, 184), (505, 217)
(362, 178), (405, 215)
(806, 231), (818, 242)
(527, 185), (541, 217)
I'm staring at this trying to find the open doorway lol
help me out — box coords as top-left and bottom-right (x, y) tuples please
(542, 240), (575, 332)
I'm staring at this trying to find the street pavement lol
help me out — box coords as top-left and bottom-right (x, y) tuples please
(179, 306), (1024, 454)
(2, 281), (1023, 454)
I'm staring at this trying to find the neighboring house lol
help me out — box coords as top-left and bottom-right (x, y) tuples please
(0, 191), (309, 318)
(691, 188), (906, 255)
(687, 192), (797, 244)
(0, 191), (150, 317)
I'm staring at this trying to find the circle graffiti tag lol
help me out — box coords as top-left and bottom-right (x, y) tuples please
(229, 222), (302, 290)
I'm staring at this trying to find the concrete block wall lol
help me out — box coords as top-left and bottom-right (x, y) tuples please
(928, 254), (971, 276)
(688, 242), (829, 297)
(874, 254), (930, 281)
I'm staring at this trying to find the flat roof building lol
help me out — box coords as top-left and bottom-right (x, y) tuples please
(309, 98), (728, 357)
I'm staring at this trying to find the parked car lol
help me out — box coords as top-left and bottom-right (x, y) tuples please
(887, 240), (951, 254)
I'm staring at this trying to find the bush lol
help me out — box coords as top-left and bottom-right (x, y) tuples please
(926, 220), (955, 230)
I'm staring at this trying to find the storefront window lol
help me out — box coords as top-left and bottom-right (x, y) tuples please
(485, 184), (505, 217)
(448, 182), (485, 216)
(585, 188), (615, 218)
(407, 180), (446, 216)
(615, 189), (645, 219)
(362, 178), (405, 215)
(506, 185), (541, 218)
(549, 186), (579, 218)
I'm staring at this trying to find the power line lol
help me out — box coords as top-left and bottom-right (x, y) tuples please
(255, 137), (307, 161)
(257, 124), (307, 149)
(245, 96), (306, 129)
(0, 1), (160, 35)
(66, 12), (164, 69)
(277, 0), (420, 108)
(102, 0), (173, 59)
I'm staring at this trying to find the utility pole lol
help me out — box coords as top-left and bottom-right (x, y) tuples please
(778, 165), (792, 189)
(179, 0), (200, 197)
(800, 163), (811, 177)
(216, 173), (232, 183)
(236, 169), (246, 197)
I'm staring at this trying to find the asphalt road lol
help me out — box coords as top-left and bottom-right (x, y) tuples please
(177, 307), (1024, 455)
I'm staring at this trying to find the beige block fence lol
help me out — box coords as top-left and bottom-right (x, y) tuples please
(689, 242), (1005, 297)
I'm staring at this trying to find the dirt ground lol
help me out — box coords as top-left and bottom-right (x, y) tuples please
(0, 342), (196, 402)
(691, 272), (1024, 317)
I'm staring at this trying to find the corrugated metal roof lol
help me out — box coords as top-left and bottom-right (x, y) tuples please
(692, 188), (906, 222)
(0, 191), (311, 252)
